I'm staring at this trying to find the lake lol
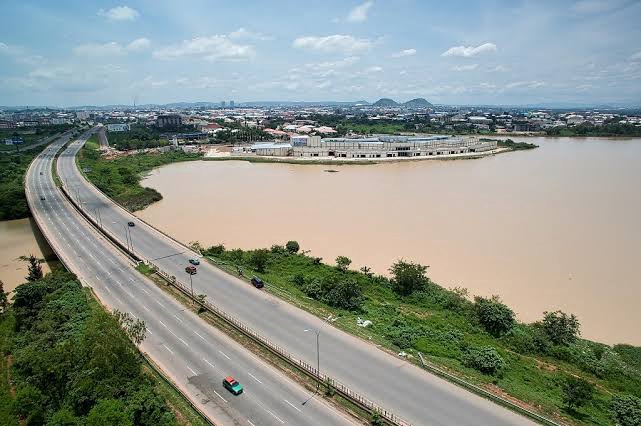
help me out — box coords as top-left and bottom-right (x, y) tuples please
(136, 137), (641, 345)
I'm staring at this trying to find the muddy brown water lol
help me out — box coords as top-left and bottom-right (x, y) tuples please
(134, 137), (641, 345)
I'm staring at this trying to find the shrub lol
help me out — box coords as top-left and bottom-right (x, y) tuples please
(285, 240), (300, 253)
(562, 376), (594, 411)
(504, 325), (550, 355)
(206, 244), (225, 256)
(541, 310), (580, 346)
(301, 275), (364, 311)
(474, 296), (515, 337)
(389, 260), (429, 296)
(611, 394), (641, 426)
(462, 346), (505, 375)
(335, 256), (352, 271)
(249, 249), (270, 272)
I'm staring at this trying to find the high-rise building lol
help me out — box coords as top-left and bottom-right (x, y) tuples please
(221, 101), (226, 108)
(229, 100), (235, 108)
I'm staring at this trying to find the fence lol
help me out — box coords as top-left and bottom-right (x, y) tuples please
(146, 260), (413, 426)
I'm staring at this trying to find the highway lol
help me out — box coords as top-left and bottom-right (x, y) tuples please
(26, 131), (357, 426)
(56, 131), (537, 426)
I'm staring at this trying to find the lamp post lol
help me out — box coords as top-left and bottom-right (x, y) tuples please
(304, 328), (321, 391)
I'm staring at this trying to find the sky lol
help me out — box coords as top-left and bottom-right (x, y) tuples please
(1, 0), (641, 107)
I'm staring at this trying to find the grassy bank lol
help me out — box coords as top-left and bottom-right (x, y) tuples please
(0, 125), (73, 153)
(196, 242), (641, 426)
(0, 269), (207, 425)
(0, 145), (47, 221)
(77, 138), (201, 211)
(490, 138), (538, 151)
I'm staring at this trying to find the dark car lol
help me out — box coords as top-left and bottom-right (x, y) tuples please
(189, 258), (200, 265)
(40, 196), (46, 201)
(185, 265), (197, 275)
(128, 221), (135, 227)
(39, 172), (43, 175)
(222, 376), (243, 395)
(251, 276), (264, 289)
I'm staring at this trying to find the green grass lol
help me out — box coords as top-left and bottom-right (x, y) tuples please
(77, 142), (201, 211)
(0, 125), (72, 152)
(200, 244), (641, 426)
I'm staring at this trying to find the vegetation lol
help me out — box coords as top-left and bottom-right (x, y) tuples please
(200, 241), (641, 425)
(25, 255), (43, 282)
(494, 138), (538, 150)
(0, 269), (191, 425)
(0, 145), (46, 220)
(106, 125), (169, 151)
(545, 121), (641, 137)
(77, 140), (201, 211)
(0, 125), (72, 152)
(610, 394), (641, 426)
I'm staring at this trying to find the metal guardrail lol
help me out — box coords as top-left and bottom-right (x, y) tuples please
(147, 260), (413, 426)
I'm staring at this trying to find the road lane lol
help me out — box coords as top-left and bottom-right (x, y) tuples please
(27, 131), (357, 426)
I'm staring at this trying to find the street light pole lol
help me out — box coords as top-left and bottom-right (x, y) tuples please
(127, 225), (134, 254)
(304, 329), (321, 391)
(188, 273), (195, 306)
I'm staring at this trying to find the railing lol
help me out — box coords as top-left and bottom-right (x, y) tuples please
(147, 260), (414, 426)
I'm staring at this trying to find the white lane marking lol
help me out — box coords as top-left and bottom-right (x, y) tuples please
(284, 399), (302, 413)
(187, 366), (197, 375)
(219, 350), (231, 360)
(146, 327), (153, 335)
(203, 358), (215, 369)
(155, 299), (165, 307)
(142, 305), (150, 312)
(248, 373), (263, 384)
(213, 390), (228, 403)
(140, 287), (150, 294)
(193, 331), (206, 341)
(247, 420), (256, 426)
(162, 344), (174, 354)
(265, 409), (285, 424)
(173, 314), (184, 323)
(159, 320), (168, 328)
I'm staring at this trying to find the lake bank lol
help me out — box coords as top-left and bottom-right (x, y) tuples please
(136, 136), (641, 345)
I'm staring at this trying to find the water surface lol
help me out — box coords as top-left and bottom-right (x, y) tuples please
(137, 137), (641, 345)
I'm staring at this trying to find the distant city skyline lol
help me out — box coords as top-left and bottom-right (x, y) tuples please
(1, 0), (641, 107)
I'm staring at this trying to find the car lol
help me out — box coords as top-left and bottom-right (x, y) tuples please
(251, 276), (264, 289)
(127, 221), (135, 227)
(222, 376), (243, 395)
(39, 172), (43, 175)
(40, 196), (46, 201)
(189, 258), (200, 265)
(185, 265), (197, 275)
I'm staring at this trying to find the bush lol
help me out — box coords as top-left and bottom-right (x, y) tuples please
(611, 394), (641, 426)
(249, 249), (270, 272)
(301, 275), (364, 311)
(562, 376), (594, 411)
(462, 346), (505, 375)
(205, 244), (225, 256)
(335, 256), (352, 271)
(541, 310), (580, 346)
(285, 240), (300, 254)
(389, 260), (429, 296)
(504, 325), (550, 355)
(474, 296), (515, 337)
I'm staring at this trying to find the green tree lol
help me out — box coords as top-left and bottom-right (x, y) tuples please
(0, 279), (8, 315)
(541, 310), (580, 346)
(474, 296), (516, 336)
(114, 310), (147, 345)
(14, 384), (45, 424)
(389, 260), (429, 296)
(249, 249), (269, 273)
(48, 408), (81, 426)
(26, 254), (43, 282)
(335, 255), (352, 271)
(87, 399), (132, 426)
(285, 240), (300, 254)
(611, 394), (641, 426)
(462, 346), (505, 375)
(562, 376), (594, 411)
(360, 266), (373, 278)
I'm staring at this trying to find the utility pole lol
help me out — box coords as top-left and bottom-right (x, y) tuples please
(304, 329), (321, 391)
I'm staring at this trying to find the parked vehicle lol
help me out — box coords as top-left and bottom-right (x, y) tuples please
(251, 276), (264, 289)
(40, 196), (46, 201)
(222, 376), (243, 395)
(185, 265), (197, 275)
(128, 221), (135, 227)
(189, 258), (200, 265)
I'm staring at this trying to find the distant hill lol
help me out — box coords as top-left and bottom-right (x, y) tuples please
(354, 100), (370, 105)
(403, 98), (432, 108)
(372, 98), (399, 107)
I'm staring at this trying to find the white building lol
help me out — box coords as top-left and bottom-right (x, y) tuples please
(106, 123), (130, 132)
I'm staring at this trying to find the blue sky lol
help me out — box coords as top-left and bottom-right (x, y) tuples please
(1, 0), (641, 106)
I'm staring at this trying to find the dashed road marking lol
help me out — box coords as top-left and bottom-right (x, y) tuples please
(162, 344), (174, 355)
(284, 399), (301, 413)
(219, 350), (231, 360)
(248, 373), (263, 384)
(194, 331), (206, 341)
(213, 390), (228, 403)
(187, 366), (197, 375)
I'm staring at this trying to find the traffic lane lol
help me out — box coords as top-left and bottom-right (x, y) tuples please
(32, 155), (356, 426)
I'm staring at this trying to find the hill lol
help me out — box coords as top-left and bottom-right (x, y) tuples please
(372, 98), (399, 107)
(403, 98), (432, 108)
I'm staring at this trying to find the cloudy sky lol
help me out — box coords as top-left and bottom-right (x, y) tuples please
(1, 0), (641, 106)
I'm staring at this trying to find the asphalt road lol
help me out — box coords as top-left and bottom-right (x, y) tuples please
(27, 131), (357, 426)
(57, 134), (537, 426)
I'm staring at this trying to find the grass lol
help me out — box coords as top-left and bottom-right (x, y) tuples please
(0, 313), (18, 426)
(77, 140), (201, 211)
(197, 244), (640, 426)
(0, 125), (72, 152)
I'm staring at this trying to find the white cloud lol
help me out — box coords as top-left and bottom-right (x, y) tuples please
(127, 38), (151, 51)
(347, 1), (374, 23)
(630, 51), (641, 61)
(392, 48), (416, 58)
(452, 64), (478, 71)
(97, 6), (140, 22)
(365, 66), (383, 73)
(487, 65), (508, 72)
(229, 28), (273, 41)
(399, 70), (407, 75)
(505, 80), (546, 89)
(293, 35), (373, 54)
(153, 35), (255, 61)
(73, 38), (151, 56)
(441, 43), (497, 57)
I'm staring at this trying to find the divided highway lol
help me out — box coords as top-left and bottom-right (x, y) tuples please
(26, 131), (357, 426)
(56, 130), (537, 426)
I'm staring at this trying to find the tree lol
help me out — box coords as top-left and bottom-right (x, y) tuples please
(474, 296), (516, 336)
(26, 254), (43, 282)
(335, 255), (352, 271)
(541, 310), (580, 346)
(611, 394), (641, 426)
(360, 266), (373, 278)
(0, 280), (8, 315)
(389, 260), (428, 296)
(285, 240), (300, 254)
(562, 376), (594, 411)
(249, 249), (269, 272)
(462, 346), (505, 375)
(114, 310), (147, 345)
(87, 399), (132, 426)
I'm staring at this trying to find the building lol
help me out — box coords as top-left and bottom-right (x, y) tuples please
(0, 120), (16, 129)
(156, 114), (182, 128)
(250, 142), (292, 156)
(229, 100), (235, 108)
(221, 101), (226, 108)
(106, 123), (130, 132)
